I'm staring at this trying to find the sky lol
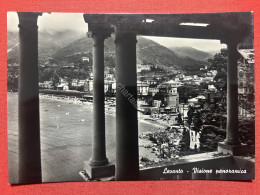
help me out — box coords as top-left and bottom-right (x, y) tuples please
(7, 12), (226, 53)
(143, 36), (226, 53)
(7, 12), (88, 32)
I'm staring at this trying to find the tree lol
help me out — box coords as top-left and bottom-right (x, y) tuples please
(178, 84), (202, 103)
(7, 66), (19, 91)
(187, 106), (195, 127)
(145, 95), (154, 106)
(177, 113), (183, 125)
(192, 112), (203, 132)
(208, 48), (228, 83)
(208, 49), (227, 71)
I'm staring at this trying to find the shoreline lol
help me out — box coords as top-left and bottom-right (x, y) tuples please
(39, 93), (168, 129)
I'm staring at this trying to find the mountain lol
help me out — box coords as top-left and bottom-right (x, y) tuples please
(7, 30), (85, 63)
(170, 46), (213, 61)
(7, 31), (208, 72)
(52, 36), (208, 71)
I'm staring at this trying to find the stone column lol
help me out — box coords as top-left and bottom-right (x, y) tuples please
(225, 40), (240, 145)
(84, 32), (115, 179)
(115, 31), (139, 180)
(91, 34), (108, 166)
(17, 12), (42, 183)
(218, 38), (248, 155)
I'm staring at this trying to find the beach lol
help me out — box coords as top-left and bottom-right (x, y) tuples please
(7, 92), (166, 183)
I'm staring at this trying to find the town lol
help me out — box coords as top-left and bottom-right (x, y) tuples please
(27, 48), (253, 125)
(8, 47), (255, 162)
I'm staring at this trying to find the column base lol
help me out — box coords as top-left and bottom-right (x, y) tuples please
(83, 161), (115, 179)
(218, 142), (249, 156)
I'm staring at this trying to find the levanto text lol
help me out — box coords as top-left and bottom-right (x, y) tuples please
(163, 168), (183, 174)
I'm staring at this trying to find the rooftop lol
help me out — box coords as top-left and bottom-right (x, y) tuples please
(239, 49), (255, 64)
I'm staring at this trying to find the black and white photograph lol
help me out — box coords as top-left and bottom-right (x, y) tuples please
(7, 12), (255, 184)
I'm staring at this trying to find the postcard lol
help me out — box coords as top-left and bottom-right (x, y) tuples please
(7, 11), (254, 184)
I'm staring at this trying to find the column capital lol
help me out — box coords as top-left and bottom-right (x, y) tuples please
(112, 22), (139, 45)
(88, 32), (108, 48)
(113, 22), (139, 34)
(87, 22), (113, 39)
(87, 31), (111, 39)
(220, 28), (249, 46)
(17, 12), (42, 29)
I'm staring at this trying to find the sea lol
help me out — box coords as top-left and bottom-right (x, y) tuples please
(7, 92), (162, 183)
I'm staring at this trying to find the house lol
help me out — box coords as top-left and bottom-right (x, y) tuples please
(165, 80), (183, 88)
(148, 86), (159, 96)
(78, 80), (86, 86)
(71, 79), (78, 87)
(57, 84), (69, 91)
(168, 87), (178, 95)
(89, 72), (93, 80)
(147, 78), (158, 86)
(179, 103), (189, 118)
(208, 84), (217, 92)
(82, 56), (90, 62)
(39, 81), (53, 89)
(59, 78), (68, 85)
(202, 76), (214, 82)
(105, 73), (114, 80)
(210, 70), (218, 77)
(104, 80), (116, 94)
(137, 64), (152, 73)
(155, 83), (180, 111)
(153, 100), (161, 108)
(188, 95), (206, 106)
(188, 97), (198, 104)
(183, 76), (193, 81)
(137, 81), (149, 96)
(85, 79), (94, 92)
(165, 94), (179, 112)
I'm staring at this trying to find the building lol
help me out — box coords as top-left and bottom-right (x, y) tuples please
(105, 73), (114, 80)
(57, 84), (69, 91)
(39, 81), (53, 89)
(208, 84), (217, 92)
(82, 56), (90, 62)
(187, 95), (206, 108)
(165, 94), (179, 112)
(237, 49), (255, 117)
(165, 80), (184, 88)
(78, 80), (86, 86)
(183, 76), (193, 81)
(104, 80), (116, 95)
(71, 79), (78, 87)
(137, 81), (149, 96)
(209, 70), (218, 77)
(156, 83), (179, 112)
(179, 103), (189, 118)
(137, 64), (152, 73)
(148, 86), (159, 96)
(238, 49), (254, 98)
(87, 79), (94, 92)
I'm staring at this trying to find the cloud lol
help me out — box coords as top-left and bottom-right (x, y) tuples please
(7, 12), (88, 33)
(143, 36), (227, 53)
(7, 12), (19, 31)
